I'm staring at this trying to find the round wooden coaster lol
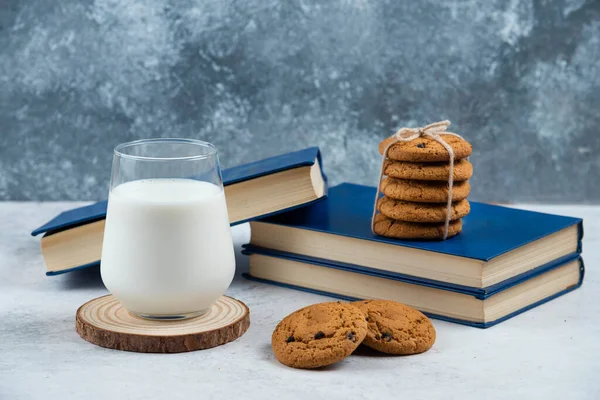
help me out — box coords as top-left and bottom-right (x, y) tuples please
(76, 295), (250, 353)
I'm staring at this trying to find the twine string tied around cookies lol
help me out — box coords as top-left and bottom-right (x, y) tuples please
(372, 120), (465, 240)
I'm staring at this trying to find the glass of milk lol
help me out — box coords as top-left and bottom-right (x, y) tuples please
(100, 138), (235, 320)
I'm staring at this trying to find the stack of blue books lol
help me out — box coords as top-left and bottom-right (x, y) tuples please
(243, 183), (584, 328)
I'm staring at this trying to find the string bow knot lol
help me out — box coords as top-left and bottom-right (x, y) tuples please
(372, 120), (465, 240)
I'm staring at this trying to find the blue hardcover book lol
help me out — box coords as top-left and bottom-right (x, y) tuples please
(33, 147), (327, 275)
(242, 249), (584, 328)
(246, 183), (583, 290)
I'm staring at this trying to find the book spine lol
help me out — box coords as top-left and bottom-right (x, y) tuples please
(578, 256), (585, 287)
(577, 220), (584, 253)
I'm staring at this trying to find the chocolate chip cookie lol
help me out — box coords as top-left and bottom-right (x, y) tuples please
(352, 299), (436, 355)
(379, 134), (472, 162)
(381, 177), (470, 203)
(373, 214), (462, 239)
(384, 159), (473, 181)
(271, 302), (368, 369)
(378, 197), (470, 223)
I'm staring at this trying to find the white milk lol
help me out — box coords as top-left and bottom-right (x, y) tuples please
(100, 179), (235, 317)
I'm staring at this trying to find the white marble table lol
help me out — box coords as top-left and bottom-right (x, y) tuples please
(0, 203), (598, 400)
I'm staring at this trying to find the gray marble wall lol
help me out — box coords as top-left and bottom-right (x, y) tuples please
(1, 0), (599, 202)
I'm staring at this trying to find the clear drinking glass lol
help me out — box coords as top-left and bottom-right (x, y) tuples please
(100, 139), (235, 320)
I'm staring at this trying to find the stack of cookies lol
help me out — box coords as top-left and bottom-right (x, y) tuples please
(373, 134), (473, 240)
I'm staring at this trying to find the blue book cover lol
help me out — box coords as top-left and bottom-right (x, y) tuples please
(32, 147), (326, 237)
(254, 183), (583, 261)
(242, 249), (585, 329)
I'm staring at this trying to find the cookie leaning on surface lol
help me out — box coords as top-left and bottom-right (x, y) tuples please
(352, 299), (436, 355)
(373, 214), (462, 239)
(271, 302), (368, 369)
(378, 197), (470, 223)
(381, 177), (470, 203)
(384, 159), (473, 181)
(379, 134), (472, 162)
